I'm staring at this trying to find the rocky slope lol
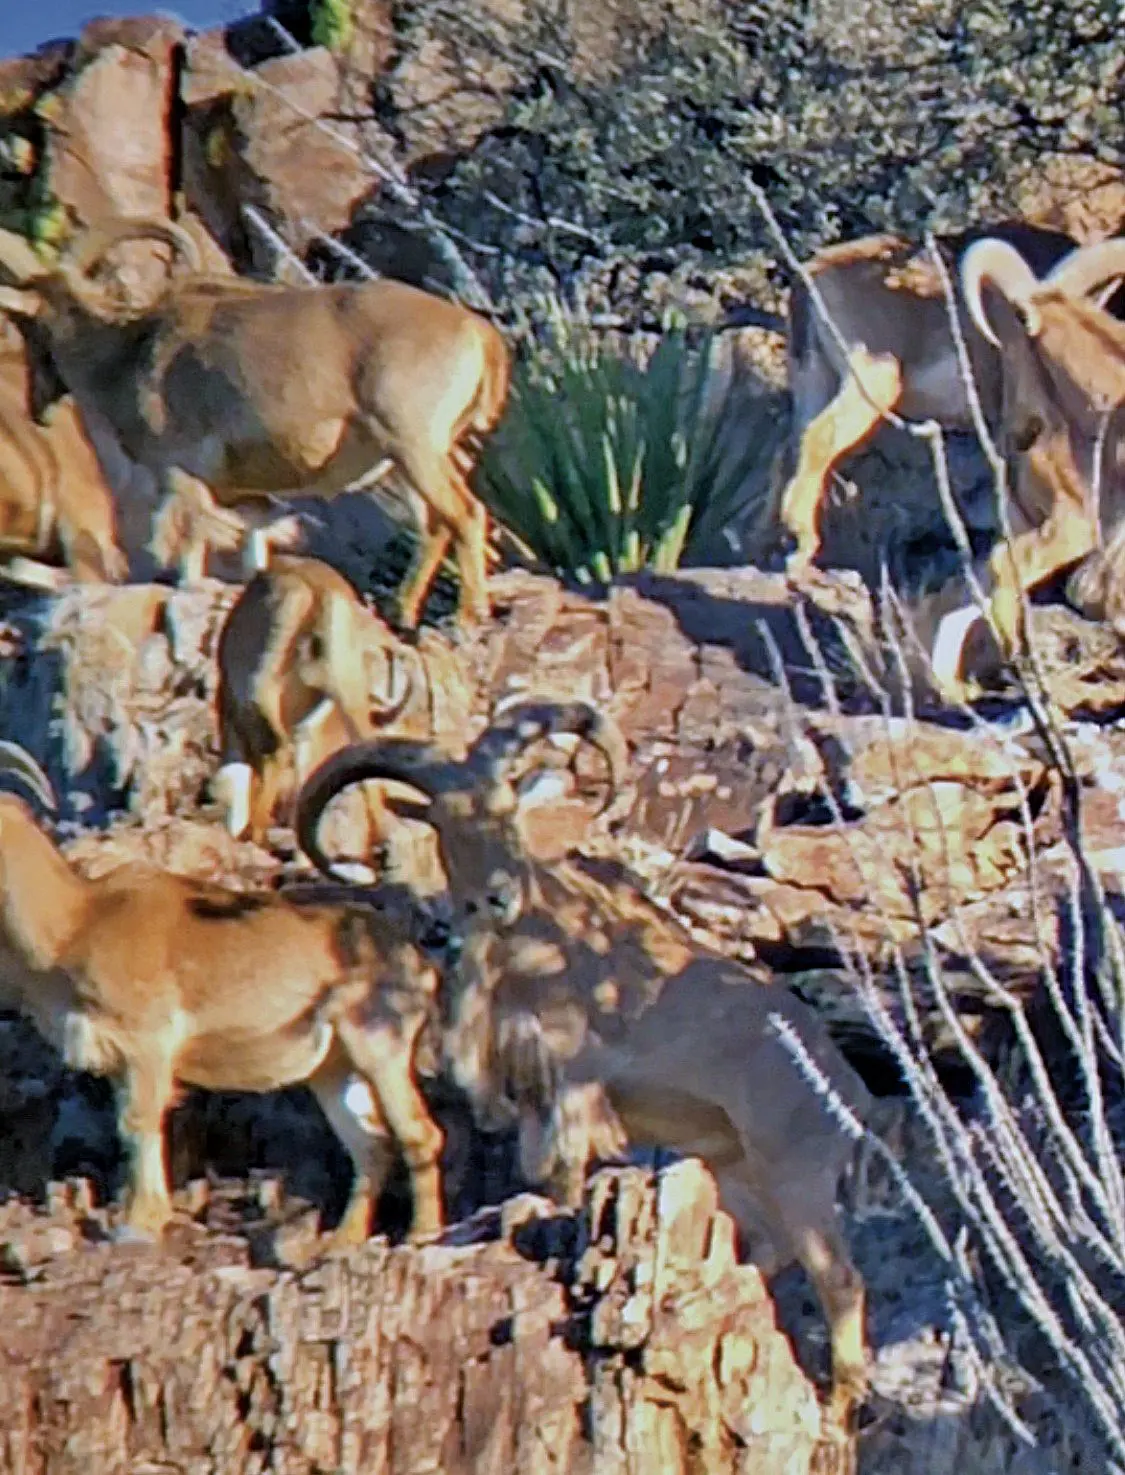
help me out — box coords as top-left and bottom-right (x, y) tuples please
(0, 3), (1122, 1469)
(0, 565), (1119, 1471)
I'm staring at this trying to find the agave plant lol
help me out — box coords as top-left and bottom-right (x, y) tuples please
(477, 302), (784, 583)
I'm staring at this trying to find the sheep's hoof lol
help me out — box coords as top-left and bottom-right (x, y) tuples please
(392, 594), (423, 631)
(317, 1197), (375, 1257)
(933, 671), (982, 707)
(783, 549), (821, 583)
(824, 1366), (870, 1435)
(316, 1230), (368, 1260)
(407, 1223), (445, 1246)
(446, 624), (477, 650)
(407, 1201), (445, 1242)
(456, 600), (491, 630)
(111, 1223), (162, 1246)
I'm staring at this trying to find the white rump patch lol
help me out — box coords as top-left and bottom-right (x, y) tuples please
(293, 698), (337, 779)
(377, 647), (410, 708)
(246, 527), (271, 573)
(4, 558), (69, 592)
(349, 457), (395, 493)
(244, 514), (303, 573)
(61, 1012), (115, 1073)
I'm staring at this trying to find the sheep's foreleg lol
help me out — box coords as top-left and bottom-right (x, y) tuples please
(308, 1048), (395, 1250)
(337, 1019), (445, 1239)
(117, 1053), (176, 1239)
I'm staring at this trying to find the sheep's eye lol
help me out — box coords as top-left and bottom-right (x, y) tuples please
(465, 899), (480, 916)
(1012, 415), (1044, 454)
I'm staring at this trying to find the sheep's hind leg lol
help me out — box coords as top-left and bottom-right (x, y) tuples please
(149, 469), (245, 585)
(722, 1153), (867, 1427)
(396, 505), (452, 630)
(394, 449), (489, 630)
(780, 348), (902, 574)
(768, 1171), (868, 1426)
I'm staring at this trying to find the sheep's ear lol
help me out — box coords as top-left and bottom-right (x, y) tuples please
(0, 286), (43, 319)
(511, 767), (590, 862)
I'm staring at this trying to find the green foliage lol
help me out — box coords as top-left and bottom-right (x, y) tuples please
(477, 306), (781, 583)
(310, 0), (353, 53)
(24, 192), (66, 257)
(380, 0), (1125, 326)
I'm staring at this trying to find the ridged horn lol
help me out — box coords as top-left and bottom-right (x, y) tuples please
(0, 741), (57, 813)
(61, 217), (201, 283)
(960, 237), (1043, 346)
(0, 228), (49, 286)
(1044, 238), (1125, 303)
(468, 700), (629, 816)
(368, 646), (414, 722)
(295, 740), (460, 883)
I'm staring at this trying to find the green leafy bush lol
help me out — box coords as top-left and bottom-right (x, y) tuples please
(478, 305), (785, 583)
(378, 0), (1125, 327)
(310, 0), (353, 52)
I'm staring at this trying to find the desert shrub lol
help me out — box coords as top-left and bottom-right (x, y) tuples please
(362, 0), (1125, 326)
(770, 580), (1125, 1472)
(477, 306), (782, 582)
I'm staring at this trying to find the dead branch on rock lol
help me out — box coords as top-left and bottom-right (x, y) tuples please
(772, 589), (1125, 1464)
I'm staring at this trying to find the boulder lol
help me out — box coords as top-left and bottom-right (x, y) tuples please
(183, 43), (376, 271)
(38, 18), (183, 298)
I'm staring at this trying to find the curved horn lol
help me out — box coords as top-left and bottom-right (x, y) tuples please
(61, 217), (201, 284)
(960, 238), (1043, 346)
(295, 740), (460, 882)
(0, 741), (57, 813)
(1043, 238), (1125, 303)
(469, 700), (630, 817)
(0, 227), (50, 286)
(369, 646), (414, 724)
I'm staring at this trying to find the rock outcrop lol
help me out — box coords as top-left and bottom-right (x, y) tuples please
(0, 1163), (831, 1475)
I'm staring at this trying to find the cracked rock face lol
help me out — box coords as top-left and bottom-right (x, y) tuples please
(0, 1160), (827, 1475)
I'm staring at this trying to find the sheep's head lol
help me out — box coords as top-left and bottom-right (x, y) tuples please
(960, 237), (1125, 507)
(296, 702), (630, 1135)
(294, 699), (631, 931)
(0, 217), (201, 418)
(962, 236), (1125, 348)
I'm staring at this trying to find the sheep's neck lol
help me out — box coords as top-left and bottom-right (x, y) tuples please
(0, 813), (87, 970)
